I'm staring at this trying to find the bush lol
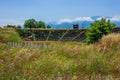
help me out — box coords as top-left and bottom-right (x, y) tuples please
(86, 18), (115, 44)
(0, 28), (22, 43)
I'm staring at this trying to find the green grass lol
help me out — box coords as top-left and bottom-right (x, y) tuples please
(0, 28), (22, 43)
(0, 33), (120, 80)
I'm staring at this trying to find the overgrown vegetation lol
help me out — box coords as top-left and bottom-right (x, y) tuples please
(0, 28), (22, 43)
(0, 18), (120, 79)
(86, 18), (115, 44)
(0, 33), (120, 79)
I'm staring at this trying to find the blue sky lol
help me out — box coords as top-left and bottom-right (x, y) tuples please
(0, 0), (120, 26)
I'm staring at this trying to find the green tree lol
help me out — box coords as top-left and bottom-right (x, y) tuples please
(15, 25), (24, 37)
(24, 19), (37, 28)
(47, 25), (51, 28)
(16, 25), (22, 29)
(6, 25), (16, 28)
(86, 18), (115, 44)
(24, 19), (46, 28)
(36, 21), (46, 28)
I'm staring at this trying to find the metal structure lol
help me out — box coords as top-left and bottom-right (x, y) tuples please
(24, 28), (87, 42)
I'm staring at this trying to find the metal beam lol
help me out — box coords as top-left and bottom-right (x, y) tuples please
(46, 30), (52, 41)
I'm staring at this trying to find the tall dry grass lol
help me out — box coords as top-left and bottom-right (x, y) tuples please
(97, 33), (120, 52)
(0, 33), (120, 79)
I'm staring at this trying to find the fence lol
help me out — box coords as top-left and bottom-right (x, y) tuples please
(7, 42), (52, 48)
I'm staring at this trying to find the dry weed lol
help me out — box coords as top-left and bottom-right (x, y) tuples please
(97, 33), (120, 52)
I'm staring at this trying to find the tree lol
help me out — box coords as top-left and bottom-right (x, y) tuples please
(47, 25), (51, 28)
(36, 21), (46, 28)
(86, 18), (115, 44)
(24, 19), (46, 28)
(16, 25), (22, 29)
(24, 19), (37, 28)
(6, 25), (16, 28)
(15, 25), (24, 37)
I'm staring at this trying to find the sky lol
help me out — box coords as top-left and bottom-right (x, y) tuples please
(0, 0), (120, 26)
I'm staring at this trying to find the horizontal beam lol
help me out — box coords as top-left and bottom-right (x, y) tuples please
(25, 28), (87, 30)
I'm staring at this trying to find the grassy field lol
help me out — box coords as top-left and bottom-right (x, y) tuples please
(0, 29), (120, 79)
(0, 33), (120, 80)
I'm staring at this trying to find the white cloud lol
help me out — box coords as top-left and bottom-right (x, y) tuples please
(57, 17), (93, 24)
(96, 17), (105, 21)
(74, 17), (93, 21)
(96, 16), (120, 22)
(57, 19), (72, 24)
(110, 16), (120, 22)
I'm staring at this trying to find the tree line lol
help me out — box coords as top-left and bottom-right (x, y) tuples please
(4, 18), (51, 29)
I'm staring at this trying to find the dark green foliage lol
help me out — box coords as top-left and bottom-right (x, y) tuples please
(5, 25), (16, 28)
(47, 25), (51, 28)
(86, 18), (115, 44)
(37, 21), (46, 28)
(24, 19), (46, 28)
(24, 19), (37, 28)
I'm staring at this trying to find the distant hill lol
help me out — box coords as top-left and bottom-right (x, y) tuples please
(47, 16), (120, 28)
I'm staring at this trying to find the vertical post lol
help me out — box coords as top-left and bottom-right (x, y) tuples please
(46, 30), (51, 41)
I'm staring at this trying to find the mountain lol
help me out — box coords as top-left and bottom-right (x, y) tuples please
(47, 21), (92, 28)
(47, 16), (120, 28)
(47, 21), (92, 29)
(111, 21), (120, 27)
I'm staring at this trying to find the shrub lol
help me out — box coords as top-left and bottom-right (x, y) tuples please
(86, 18), (115, 44)
(0, 28), (22, 43)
